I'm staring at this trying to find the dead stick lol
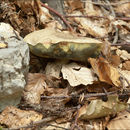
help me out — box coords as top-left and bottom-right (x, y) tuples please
(105, 0), (118, 44)
(41, 91), (130, 99)
(9, 117), (57, 130)
(83, 1), (130, 6)
(65, 15), (130, 21)
(40, 2), (73, 32)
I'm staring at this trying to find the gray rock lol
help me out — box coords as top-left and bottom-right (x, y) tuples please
(0, 23), (29, 111)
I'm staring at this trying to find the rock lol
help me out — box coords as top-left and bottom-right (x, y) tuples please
(0, 23), (29, 111)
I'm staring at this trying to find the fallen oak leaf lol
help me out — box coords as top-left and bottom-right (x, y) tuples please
(0, 106), (43, 129)
(61, 62), (97, 87)
(78, 96), (128, 120)
(24, 73), (48, 104)
(88, 57), (121, 87)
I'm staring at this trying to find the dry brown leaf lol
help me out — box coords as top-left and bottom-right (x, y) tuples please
(118, 69), (130, 87)
(88, 57), (121, 87)
(78, 96), (128, 120)
(72, 11), (108, 37)
(107, 111), (130, 130)
(87, 82), (115, 93)
(40, 5), (52, 24)
(122, 60), (130, 71)
(115, 1), (130, 17)
(45, 20), (63, 30)
(116, 49), (130, 61)
(67, 0), (83, 11)
(42, 121), (71, 130)
(110, 55), (121, 67)
(15, 0), (51, 24)
(24, 73), (48, 104)
(61, 62), (97, 87)
(0, 106), (43, 129)
(84, 1), (103, 16)
(45, 61), (66, 78)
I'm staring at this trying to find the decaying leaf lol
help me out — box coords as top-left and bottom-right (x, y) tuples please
(115, 1), (130, 17)
(107, 111), (130, 130)
(116, 49), (130, 61)
(84, 1), (103, 16)
(88, 57), (121, 87)
(0, 0), (52, 37)
(122, 60), (130, 71)
(24, 28), (103, 62)
(0, 106), (43, 129)
(45, 60), (66, 78)
(67, 0), (83, 12)
(110, 55), (121, 67)
(78, 96), (128, 120)
(43, 121), (71, 130)
(61, 62), (97, 87)
(24, 73), (48, 104)
(72, 11), (108, 37)
(40, 4), (52, 24)
(118, 69), (130, 87)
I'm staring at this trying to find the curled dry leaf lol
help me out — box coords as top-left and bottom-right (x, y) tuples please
(61, 62), (97, 87)
(107, 111), (130, 130)
(78, 96), (128, 120)
(0, 106), (43, 129)
(24, 73), (48, 104)
(88, 57), (121, 87)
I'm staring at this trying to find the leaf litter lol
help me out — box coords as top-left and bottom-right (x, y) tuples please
(0, 0), (130, 129)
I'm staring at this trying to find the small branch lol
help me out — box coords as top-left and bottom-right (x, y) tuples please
(9, 117), (57, 130)
(116, 17), (130, 21)
(111, 42), (130, 46)
(83, 1), (130, 6)
(41, 91), (130, 100)
(105, 0), (118, 44)
(71, 105), (81, 130)
(65, 15), (130, 21)
(40, 2), (73, 32)
(46, 124), (69, 130)
(65, 15), (109, 20)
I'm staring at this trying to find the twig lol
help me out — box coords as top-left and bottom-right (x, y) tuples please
(111, 42), (130, 46)
(65, 15), (109, 20)
(46, 124), (69, 130)
(105, 0), (119, 44)
(71, 105), (81, 130)
(41, 91), (130, 100)
(65, 15), (130, 21)
(40, 2), (73, 32)
(82, 1), (130, 6)
(9, 117), (57, 130)
(116, 17), (130, 21)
